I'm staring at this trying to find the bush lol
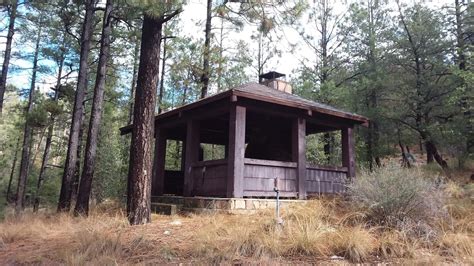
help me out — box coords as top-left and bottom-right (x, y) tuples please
(348, 165), (447, 227)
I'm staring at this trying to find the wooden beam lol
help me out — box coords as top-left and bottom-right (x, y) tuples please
(292, 117), (306, 199)
(306, 164), (348, 173)
(183, 120), (200, 196)
(156, 105), (229, 129)
(152, 128), (167, 196)
(120, 96), (232, 135)
(233, 89), (368, 124)
(342, 127), (356, 178)
(227, 105), (246, 198)
(244, 158), (296, 168)
(239, 98), (353, 129)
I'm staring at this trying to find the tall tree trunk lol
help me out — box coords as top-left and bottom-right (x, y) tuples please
(128, 29), (141, 124)
(200, 0), (212, 99)
(6, 135), (21, 203)
(455, 0), (466, 71)
(257, 31), (263, 81)
(58, 0), (95, 212)
(365, 1), (381, 170)
(33, 40), (66, 213)
(71, 112), (85, 203)
(217, 16), (224, 92)
(158, 26), (167, 114)
(319, 1), (333, 163)
(15, 26), (42, 215)
(128, 10), (180, 225)
(31, 127), (47, 167)
(455, 0), (473, 159)
(74, 0), (113, 216)
(0, 0), (18, 116)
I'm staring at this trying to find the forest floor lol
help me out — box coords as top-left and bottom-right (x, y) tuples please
(0, 168), (473, 265)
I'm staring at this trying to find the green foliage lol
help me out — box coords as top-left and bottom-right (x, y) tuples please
(1, 0), (472, 213)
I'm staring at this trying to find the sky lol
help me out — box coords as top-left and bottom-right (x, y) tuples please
(0, 0), (450, 97)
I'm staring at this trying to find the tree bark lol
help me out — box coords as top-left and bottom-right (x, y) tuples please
(128, 28), (141, 124)
(200, 0), (212, 99)
(74, 0), (113, 216)
(323, 133), (334, 164)
(15, 25), (42, 215)
(128, 10), (180, 225)
(33, 37), (66, 213)
(58, 0), (95, 212)
(455, 0), (466, 71)
(397, 128), (411, 168)
(454, 0), (473, 159)
(0, 0), (18, 116)
(425, 140), (448, 169)
(319, 1), (333, 163)
(158, 26), (167, 114)
(217, 17), (224, 92)
(365, 1), (381, 170)
(6, 135), (21, 203)
(71, 106), (86, 204)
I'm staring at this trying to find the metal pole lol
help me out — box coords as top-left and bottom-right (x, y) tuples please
(274, 177), (283, 225)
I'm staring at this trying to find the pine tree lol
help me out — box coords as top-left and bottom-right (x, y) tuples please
(58, 0), (96, 212)
(74, 0), (114, 216)
(0, 0), (18, 116)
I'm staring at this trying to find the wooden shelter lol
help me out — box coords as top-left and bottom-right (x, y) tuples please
(121, 76), (368, 199)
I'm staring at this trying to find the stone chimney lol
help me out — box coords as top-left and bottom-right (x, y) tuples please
(259, 71), (292, 94)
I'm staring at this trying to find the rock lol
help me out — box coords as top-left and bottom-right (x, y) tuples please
(170, 220), (182, 226)
(234, 199), (246, 209)
(164, 230), (171, 235)
(330, 255), (344, 260)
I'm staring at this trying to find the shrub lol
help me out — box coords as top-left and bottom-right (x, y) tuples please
(348, 165), (447, 227)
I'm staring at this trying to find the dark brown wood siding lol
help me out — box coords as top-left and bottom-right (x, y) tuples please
(306, 166), (348, 194)
(192, 159), (228, 197)
(243, 159), (297, 197)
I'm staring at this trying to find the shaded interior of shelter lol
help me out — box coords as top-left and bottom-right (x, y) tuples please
(159, 109), (346, 197)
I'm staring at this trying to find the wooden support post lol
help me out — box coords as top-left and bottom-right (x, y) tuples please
(342, 127), (356, 178)
(292, 117), (306, 199)
(227, 105), (246, 198)
(184, 120), (200, 196)
(152, 128), (167, 196)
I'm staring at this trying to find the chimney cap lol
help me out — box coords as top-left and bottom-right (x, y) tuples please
(259, 71), (285, 80)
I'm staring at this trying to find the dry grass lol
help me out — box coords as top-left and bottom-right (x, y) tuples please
(190, 197), (472, 264)
(0, 180), (473, 264)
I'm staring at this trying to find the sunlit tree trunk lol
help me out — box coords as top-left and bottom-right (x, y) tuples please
(74, 0), (114, 216)
(0, 0), (18, 116)
(58, 0), (95, 212)
(200, 0), (212, 99)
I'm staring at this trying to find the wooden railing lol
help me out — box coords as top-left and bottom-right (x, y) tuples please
(243, 158), (298, 197)
(306, 164), (348, 195)
(191, 159), (228, 197)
